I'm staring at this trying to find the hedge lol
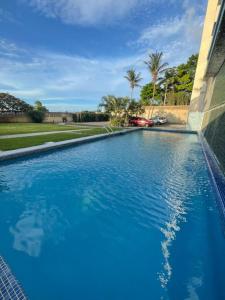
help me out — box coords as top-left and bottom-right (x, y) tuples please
(72, 112), (109, 122)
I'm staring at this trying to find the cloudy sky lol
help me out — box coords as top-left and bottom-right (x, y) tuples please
(0, 0), (207, 111)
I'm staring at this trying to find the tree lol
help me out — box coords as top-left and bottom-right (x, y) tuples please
(140, 83), (163, 105)
(28, 100), (48, 123)
(161, 54), (198, 105)
(124, 69), (142, 100)
(127, 100), (145, 116)
(99, 95), (130, 126)
(144, 52), (168, 99)
(34, 100), (48, 112)
(159, 68), (177, 105)
(0, 93), (32, 113)
(99, 96), (145, 126)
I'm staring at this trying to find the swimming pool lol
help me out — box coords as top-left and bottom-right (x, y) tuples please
(0, 130), (225, 299)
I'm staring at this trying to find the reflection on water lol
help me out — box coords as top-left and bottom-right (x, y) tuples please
(0, 131), (224, 299)
(10, 213), (44, 257)
(185, 276), (203, 300)
(156, 136), (192, 290)
(10, 200), (69, 257)
(158, 199), (186, 288)
(0, 173), (10, 192)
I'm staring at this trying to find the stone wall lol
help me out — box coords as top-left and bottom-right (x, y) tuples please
(143, 105), (189, 124)
(0, 113), (32, 123)
(44, 113), (73, 123)
(0, 112), (73, 123)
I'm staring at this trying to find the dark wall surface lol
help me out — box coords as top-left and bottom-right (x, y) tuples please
(203, 61), (225, 174)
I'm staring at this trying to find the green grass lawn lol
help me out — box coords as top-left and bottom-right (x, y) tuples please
(0, 123), (85, 135)
(0, 127), (122, 151)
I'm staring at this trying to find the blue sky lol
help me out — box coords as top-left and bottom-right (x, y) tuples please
(0, 0), (207, 111)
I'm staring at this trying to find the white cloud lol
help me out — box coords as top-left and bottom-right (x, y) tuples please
(22, 0), (141, 25)
(132, 6), (204, 65)
(0, 39), (146, 111)
(0, 1), (205, 111)
(0, 8), (16, 23)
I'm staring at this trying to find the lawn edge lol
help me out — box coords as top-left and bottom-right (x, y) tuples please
(0, 128), (141, 162)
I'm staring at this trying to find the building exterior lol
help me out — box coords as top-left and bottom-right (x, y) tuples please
(188, 0), (225, 173)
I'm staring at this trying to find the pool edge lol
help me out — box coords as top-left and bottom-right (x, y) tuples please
(198, 132), (225, 228)
(0, 128), (141, 162)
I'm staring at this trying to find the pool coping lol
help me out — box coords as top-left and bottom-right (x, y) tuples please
(0, 128), (141, 162)
(144, 127), (197, 134)
(198, 132), (225, 227)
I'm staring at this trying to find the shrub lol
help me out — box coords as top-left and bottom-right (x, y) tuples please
(62, 116), (67, 123)
(110, 117), (125, 127)
(27, 110), (46, 123)
(72, 112), (109, 122)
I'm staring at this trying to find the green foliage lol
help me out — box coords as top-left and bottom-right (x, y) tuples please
(99, 95), (129, 116)
(124, 68), (142, 99)
(0, 93), (32, 113)
(72, 111), (109, 122)
(110, 117), (125, 127)
(152, 54), (198, 105)
(127, 100), (145, 116)
(28, 100), (48, 123)
(28, 110), (45, 123)
(140, 83), (163, 105)
(99, 95), (144, 126)
(144, 52), (168, 83)
(167, 91), (191, 105)
(34, 100), (48, 112)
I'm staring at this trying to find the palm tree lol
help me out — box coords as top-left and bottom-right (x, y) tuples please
(99, 95), (130, 126)
(159, 68), (177, 105)
(124, 68), (142, 101)
(144, 52), (168, 99)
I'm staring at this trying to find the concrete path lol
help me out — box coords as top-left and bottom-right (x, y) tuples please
(0, 128), (93, 139)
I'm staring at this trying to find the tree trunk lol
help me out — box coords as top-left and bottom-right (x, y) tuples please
(131, 88), (133, 101)
(152, 82), (156, 99)
(164, 83), (168, 106)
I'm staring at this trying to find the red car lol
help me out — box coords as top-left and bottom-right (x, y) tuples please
(129, 117), (154, 127)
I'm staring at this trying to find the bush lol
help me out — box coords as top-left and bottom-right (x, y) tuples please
(28, 110), (45, 123)
(72, 112), (109, 122)
(62, 116), (67, 123)
(110, 117), (125, 127)
(167, 92), (190, 105)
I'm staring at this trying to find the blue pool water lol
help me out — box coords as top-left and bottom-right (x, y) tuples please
(0, 131), (225, 300)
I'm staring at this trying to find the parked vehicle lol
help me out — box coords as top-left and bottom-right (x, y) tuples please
(129, 117), (154, 127)
(150, 116), (167, 125)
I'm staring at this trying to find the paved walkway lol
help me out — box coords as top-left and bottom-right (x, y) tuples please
(0, 128), (92, 139)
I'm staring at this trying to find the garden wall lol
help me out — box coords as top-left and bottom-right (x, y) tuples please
(143, 105), (189, 124)
(0, 112), (73, 123)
